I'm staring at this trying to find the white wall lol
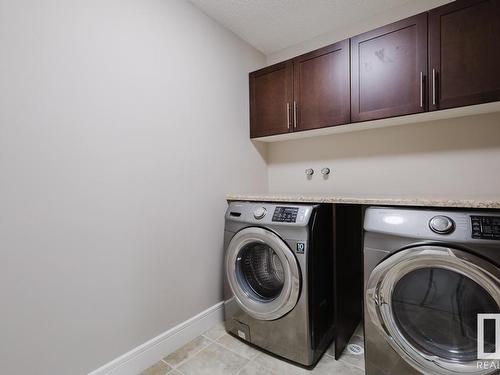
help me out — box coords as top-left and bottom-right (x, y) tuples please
(0, 1), (266, 374)
(266, 0), (500, 201)
(267, 112), (500, 199)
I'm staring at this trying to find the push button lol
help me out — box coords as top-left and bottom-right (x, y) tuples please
(429, 216), (455, 235)
(253, 207), (266, 220)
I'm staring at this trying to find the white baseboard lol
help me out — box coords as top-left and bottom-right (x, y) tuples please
(88, 302), (224, 375)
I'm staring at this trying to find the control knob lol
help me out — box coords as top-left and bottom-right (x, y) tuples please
(253, 207), (267, 220)
(429, 215), (455, 234)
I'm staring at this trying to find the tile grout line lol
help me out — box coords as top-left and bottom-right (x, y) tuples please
(203, 329), (261, 363)
(166, 334), (251, 375)
(204, 329), (278, 374)
(175, 367), (187, 375)
(328, 350), (366, 371)
(212, 337), (259, 362)
(201, 333), (218, 342)
(162, 339), (212, 370)
(234, 358), (278, 375)
(209, 340), (251, 365)
(233, 360), (252, 375)
(203, 326), (263, 363)
(322, 344), (366, 372)
(203, 331), (266, 374)
(167, 365), (187, 375)
(161, 328), (227, 370)
(166, 335), (250, 373)
(338, 358), (365, 372)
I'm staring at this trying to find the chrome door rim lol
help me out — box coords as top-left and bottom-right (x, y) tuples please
(366, 246), (500, 375)
(225, 227), (300, 320)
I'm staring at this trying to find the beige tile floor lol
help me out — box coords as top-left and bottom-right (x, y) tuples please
(141, 322), (365, 375)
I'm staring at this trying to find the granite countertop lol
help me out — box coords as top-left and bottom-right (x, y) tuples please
(226, 193), (500, 209)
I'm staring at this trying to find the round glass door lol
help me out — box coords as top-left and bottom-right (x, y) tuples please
(366, 246), (500, 375)
(236, 242), (285, 301)
(392, 267), (499, 362)
(226, 227), (300, 320)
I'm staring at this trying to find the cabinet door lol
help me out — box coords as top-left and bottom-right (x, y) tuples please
(429, 0), (500, 111)
(351, 14), (427, 122)
(249, 62), (293, 138)
(293, 40), (350, 131)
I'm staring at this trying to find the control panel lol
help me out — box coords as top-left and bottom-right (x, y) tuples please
(272, 206), (299, 223)
(471, 216), (500, 240)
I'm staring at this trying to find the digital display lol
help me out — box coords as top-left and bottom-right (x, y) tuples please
(272, 207), (299, 223)
(471, 216), (500, 239)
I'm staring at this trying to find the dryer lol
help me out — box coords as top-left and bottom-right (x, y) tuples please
(363, 207), (500, 375)
(223, 201), (334, 367)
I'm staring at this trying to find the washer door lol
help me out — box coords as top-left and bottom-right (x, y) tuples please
(366, 246), (500, 375)
(225, 227), (301, 320)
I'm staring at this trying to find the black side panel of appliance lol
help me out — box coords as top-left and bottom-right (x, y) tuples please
(333, 204), (363, 359)
(308, 204), (334, 357)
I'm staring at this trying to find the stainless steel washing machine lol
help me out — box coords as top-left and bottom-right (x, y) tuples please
(223, 201), (334, 367)
(363, 207), (500, 375)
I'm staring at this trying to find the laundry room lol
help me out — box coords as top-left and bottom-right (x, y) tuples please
(1, 0), (500, 374)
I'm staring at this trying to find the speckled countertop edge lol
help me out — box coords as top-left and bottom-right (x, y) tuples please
(225, 194), (500, 209)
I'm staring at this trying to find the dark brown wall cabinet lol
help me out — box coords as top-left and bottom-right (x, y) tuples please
(351, 13), (428, 122)
(293, 40), (350, 132)
(249, 40), (350, 138)
(249, 0), (500, 138)
(429, 0), (500, 110)
(249, 62), (293, 138)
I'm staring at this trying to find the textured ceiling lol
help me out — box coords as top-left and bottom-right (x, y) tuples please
(188, 0), (415, 54)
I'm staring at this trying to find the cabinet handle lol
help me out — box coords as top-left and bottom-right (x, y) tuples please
(286, 102), (290, 129)
(432, 68), (437, 106)
(420, 71), (424, 108)
(293, 101), (297, 128)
